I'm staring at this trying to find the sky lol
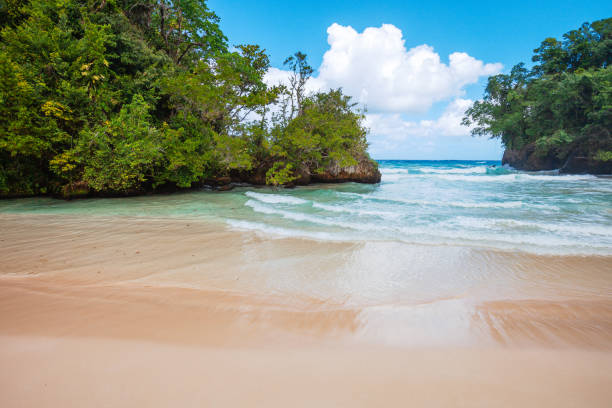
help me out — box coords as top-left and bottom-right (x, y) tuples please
(208, 0), (612, 160)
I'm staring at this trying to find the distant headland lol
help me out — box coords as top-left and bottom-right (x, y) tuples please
(463, 18), (612, 174)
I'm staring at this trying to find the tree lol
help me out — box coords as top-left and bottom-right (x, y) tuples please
(266, 89), (368, 185)
(283, 51), (313, 119)
(73, 94), (163, 193)
(0, 1), (375, 195)
(463, 18), (612, 164)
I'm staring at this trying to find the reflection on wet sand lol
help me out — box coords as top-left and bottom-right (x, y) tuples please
(1, 213), (611, 348)
(1, 213), (611, 406)
(475, 299), (612, 349)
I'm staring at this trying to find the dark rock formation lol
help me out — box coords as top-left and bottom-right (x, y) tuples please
(293, 164), (312, 186)
(559, 148), (612, 174)
(224, 155), (381, 188)
(311, 155), (381, 184)
(61, 181), (90, 199)
(502, 143), (563, 171)
(502, 143), (612, 174)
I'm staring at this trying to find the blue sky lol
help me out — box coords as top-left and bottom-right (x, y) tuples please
(209, 0), (611, 160)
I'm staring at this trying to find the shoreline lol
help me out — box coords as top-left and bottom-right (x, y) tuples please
(1, 213), (611, 348)
(2, 210), (611, 257)
(1, 213), (611, 406)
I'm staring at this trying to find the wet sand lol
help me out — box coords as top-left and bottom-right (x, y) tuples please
(1, 213), (611, 406)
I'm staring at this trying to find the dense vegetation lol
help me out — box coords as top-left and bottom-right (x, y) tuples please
(0, 0), (373, 197)
(463, 18), (611, 172)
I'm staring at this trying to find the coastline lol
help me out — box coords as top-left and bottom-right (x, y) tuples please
(1, 213), (611, 406)
(1, 213), (611, 346)
(502, 145), (612, 175)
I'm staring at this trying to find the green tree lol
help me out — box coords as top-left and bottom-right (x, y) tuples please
(74, 94), (163, 193)
(463, 18), (612, 166)
(0, 1), (376, 195)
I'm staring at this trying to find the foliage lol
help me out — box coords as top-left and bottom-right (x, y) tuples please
(74, 94), (163, 192)
(463, 18), (612, 162)
(595, 150), (612, 161)
(266, 162), (296, 186)
(0, 0), (373, 196)
(267, 89), (366, 182)
(283, 51), (313, 119)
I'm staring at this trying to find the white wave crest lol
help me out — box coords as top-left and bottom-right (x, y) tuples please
(245, 200), (380, 231)
(418, 166), (487, 174)
(226, 217), (611, 256)
(380, 168), (410, 174)
(433, 174), (598, 182)
(451, 216), (612, 237)
(245, 191), (309, 205)
(311, 202), (402, 218)
(337, 193), (557, 210)
(226, 219), (347, 241)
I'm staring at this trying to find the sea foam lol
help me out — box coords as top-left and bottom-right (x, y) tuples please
(230, 160), (612, 255)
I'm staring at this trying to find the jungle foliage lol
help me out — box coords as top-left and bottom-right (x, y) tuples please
(0, 0), (371, 196)
(463, 18), (612, 163)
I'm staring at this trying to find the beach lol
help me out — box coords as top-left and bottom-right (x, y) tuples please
(3, 2), (611, 405)
(1, 212), (611, 406)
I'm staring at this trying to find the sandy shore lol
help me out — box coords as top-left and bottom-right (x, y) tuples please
(1, 213), (611, 406)
(2, 336), (611, 408)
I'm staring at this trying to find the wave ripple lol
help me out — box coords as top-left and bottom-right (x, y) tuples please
(228, 161), (612, 255)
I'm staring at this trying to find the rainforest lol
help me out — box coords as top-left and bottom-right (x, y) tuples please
(463, 17), (612, 173)
(0, 0), (378, 197)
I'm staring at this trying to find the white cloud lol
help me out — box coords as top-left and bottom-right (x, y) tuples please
(319, 23), (500, 113)
(418, 98), (475, 137)
(265, 23), (501, 114)
(263, 23), (503, 158)
(364, 98), (503, 159)
(365, 98), (474, 141)
(264, 67), (327, 94)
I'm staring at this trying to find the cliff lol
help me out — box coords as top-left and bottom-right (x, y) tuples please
(502, 143), (612, 174)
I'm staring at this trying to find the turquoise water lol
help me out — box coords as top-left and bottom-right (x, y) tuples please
(2, 160), (612, 255)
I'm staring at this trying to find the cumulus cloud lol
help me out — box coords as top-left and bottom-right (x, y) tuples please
(264, 67), (327, 94)
(418, 98), (475, 137)
(263, 23), (502, 157)
(363, 98), (505, 158)
(365, 98), (474, 139)
(319, 24), (500, 112)
(265, 23), (501, 113)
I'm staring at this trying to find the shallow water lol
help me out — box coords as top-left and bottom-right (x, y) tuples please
(2, 160), (611, 255)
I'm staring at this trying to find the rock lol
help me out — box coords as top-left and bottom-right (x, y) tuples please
(204, 175), (232, 187)
(230, 166), (268, 185)
(61, 181), (90, 199)
(293, 164), (311, 186)
(216, 183), (235, 191)
(502, 143), (612, 174)
(560, 148), (612, 174)
(229, 155), (381, 187)
(311, 155), (381, 184)
(502, 143), (563, 171)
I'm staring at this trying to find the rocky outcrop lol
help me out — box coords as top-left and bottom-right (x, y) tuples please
(60, 181), (90, 199)
(218, 155), (381, 190)
(502, 144), (563, 171)
(311, 155), (381, 184)
(559, 149), (612, 174)
(502, 143), (612, 174)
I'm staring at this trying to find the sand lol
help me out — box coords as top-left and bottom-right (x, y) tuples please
(1, 213), (611, 407)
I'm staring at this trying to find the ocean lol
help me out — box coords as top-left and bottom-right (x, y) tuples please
(2, 160), (611, 256)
